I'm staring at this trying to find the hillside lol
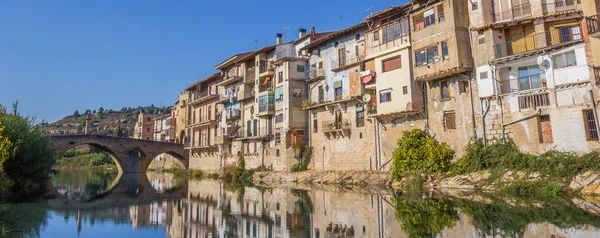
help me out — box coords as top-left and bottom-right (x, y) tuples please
(41, 105), (171, 137)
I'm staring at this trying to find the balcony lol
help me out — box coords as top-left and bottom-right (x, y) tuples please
(587, 14), (600, 37)
(238, 89), (255, 101)
(493, 26), (583, 61)
(226, 109), (241, 121)
(501, 73), (546, 94)
(217, 74), (242, 87)
(259, 61), (274, 78)
(189, 90), (217, 105)
(275, 99), (284, 111)
(309, 68), (326, 81)
(244, 67), (256, 84)
(322, 119), (351, 138)
(259, 82), (273, 94)
(518, 92), (551, 110)
(331, 55), (364, 71)
(258, 104), (275, 116)
(275, 49), (296, 61)
(542, 0), (581, 14)
(217, 89), (236, 104)
(492, 3), (532, 23)
(242, 126), (272, 140)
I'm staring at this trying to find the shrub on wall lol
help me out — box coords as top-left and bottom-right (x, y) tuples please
(391, 129), (454, 180)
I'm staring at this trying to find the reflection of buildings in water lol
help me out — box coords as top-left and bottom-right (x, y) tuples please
(129, 201), (172, 230)
(147, 171), (175, 193)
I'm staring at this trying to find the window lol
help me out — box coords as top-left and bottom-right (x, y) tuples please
(444, 112), (456, 130)
(538, 115), (553, 143)
(415, 46), (439, 66)
(414, 13), (425, 30)
(338, 48), (347, 67)
(553, 51), (577, 69)
(440, 81), (450, 99)
(276, 149), (280, 157)
(518, 66), (543, 91)
(278, 71), (283, 83)
(334, 87), (343, 101)
(478, 37), (485, 45)
(297, 64), (305, 72)
(480, 72), (488, 79)
(356, 106), (365, 127)
(380, 89), (392, 103)
(403, 86), (408, 95)
(276, 114), (283, 123)
(355, 45), (359, 57)
(584, 110), (599, 141)
(381, 20), (409, 43)
(438, 4), (445, 21)
(355, 34), (360, 41)
(427, 47), (439, 64)
(424, 8), (436, 27)
(559, 25), (582, 43)
(415, 50), (426, 66)
(318, 86), (324, 103)
(373, 31), (379, 41)
(318, 61), (323, 68)
(382, 56), (402, 72)
(146, 127), (150, 132)
(472, 2), (479, 10)
(394, 118), (404, 126)
(334, 41), (339, 47)
(313, 116), (318, 133)
(147, 117), (151, 122)
(459, 81), (469, 94)
(442, 42), (448, 59)
(146, 137), (149, 140)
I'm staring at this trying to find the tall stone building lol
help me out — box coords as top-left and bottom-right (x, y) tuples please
(133, 112), (155, 140)
(469, 0), (599, 154)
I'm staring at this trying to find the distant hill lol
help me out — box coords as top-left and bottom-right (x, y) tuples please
(41, 105), (171, 137)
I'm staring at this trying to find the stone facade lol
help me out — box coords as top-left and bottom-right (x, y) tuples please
(133, 112), (155, 140)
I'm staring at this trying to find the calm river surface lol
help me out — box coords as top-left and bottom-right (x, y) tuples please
(2, 169), (600, 237)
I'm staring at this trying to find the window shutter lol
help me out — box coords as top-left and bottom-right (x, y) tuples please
(444, 112), (456, 130)
(438, 4), (444, 20)
(382, 56), (402, 72)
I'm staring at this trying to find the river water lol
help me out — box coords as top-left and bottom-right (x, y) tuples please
(1, 169), (600, 237)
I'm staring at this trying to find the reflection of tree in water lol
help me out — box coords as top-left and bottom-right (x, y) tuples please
(0, 203), (49, 237)
(289, 189), (312, 236)
(393, 193), (459, 238)
(51, 169), (118, 201)
(392, 192), (600, 238)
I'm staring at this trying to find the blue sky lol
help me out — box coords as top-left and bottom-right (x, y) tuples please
(0, 0), (405, 123)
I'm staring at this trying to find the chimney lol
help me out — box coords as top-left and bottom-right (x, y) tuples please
(311, 26), (316, 38)
(299, 28), (307, 38)
(276, 33), (283, 44)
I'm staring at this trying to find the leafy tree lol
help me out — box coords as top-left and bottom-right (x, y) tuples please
(92, 110), (96, 114)
(73, 110), (81, 117)
(120, 107), (127, 112)
(98, 107), (104, 114)
(0, 103), (57, 202)
(84, 109), (91, 116)
(391, 129), (454, 180)
(116, 124), (123, 137)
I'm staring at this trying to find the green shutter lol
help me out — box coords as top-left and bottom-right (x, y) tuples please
(333, 81), (342, 88)
(275, 86), (284, 99)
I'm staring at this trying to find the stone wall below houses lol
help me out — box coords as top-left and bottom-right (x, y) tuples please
(253, 170), (391, 187)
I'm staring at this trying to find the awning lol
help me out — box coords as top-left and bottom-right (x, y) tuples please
(333, 81), (342, 88)
(362, 74), (373, 84)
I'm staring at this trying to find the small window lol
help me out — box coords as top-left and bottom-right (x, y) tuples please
(440, 81), (450, 99)
(356, 109), (365, 127)
(334, 41), (339, 47)
(355, 34), (360, 41)
(359, 132), (363, 139)
(478, 37), (485, 45)
(442, 42), (448, 59)
(444, 112), (456, 130)
(313, 117), (318, 133)
(459, 81), (469, 94)
(403, 86), (408, 95)
(146, 137), (150, 140)
(297, 65), (305, 72)
(584, 110), (599, 141)
(438, 4), (445, 22)
(480, 72), (488, 80)
(276, 149), (280, 157)
(382, 56), (402, 72)
(472, 2), (479, 10)
(424, 8), (436, 27)
(318, 61), (323, 68)
(394, 118), (404, 126)
(374, 32), (379, 41)
(538, 115), (553, 143)
(380, 89), (392, 103)
(355, 45), (359, 57)
(146, 127), (150, 132)
(553, 51), (577, 69)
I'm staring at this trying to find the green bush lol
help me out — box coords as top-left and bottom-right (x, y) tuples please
(452, 139), (600, 183)
(391, 129), (454, 180)
(291, 142), (312, 172)
(0, 103), (57, 202)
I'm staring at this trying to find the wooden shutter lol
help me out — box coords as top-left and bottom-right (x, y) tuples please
(382, 56), (402, 72)
(438, 3), (444, 20)
(444, 112), (456, 130)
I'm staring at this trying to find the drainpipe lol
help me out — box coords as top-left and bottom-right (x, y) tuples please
(502, 108), (541, 128)
(491, 65), (506, 142)
(481, 98), (491, 145)
(589, 90), (600, 135)
(468, 72), (477, 137)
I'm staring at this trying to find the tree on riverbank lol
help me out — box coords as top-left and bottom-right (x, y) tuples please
(0, 103), (57, 202)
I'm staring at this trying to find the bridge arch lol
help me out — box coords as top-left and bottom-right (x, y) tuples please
(55, 141), (125, 174)
(50, 135), (188, 173)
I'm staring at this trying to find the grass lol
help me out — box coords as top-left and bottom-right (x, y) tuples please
(163, 168), (203, 179)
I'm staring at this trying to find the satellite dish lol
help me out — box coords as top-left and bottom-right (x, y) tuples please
(362, 94), (372, 102)
(536, 56), (544, 66)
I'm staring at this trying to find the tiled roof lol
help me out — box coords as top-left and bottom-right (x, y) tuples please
(185, 73), (220, 91)
(364, 4), (411, 21)
(214, 51), (254, 69)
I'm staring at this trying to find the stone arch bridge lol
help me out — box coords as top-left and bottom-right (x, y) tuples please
(50, 135), (188, 173)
